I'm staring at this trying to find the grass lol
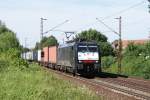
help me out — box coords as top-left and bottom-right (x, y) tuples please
(0, 63), (100, 100)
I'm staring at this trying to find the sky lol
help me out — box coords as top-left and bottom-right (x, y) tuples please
(0, 0), (150, 48)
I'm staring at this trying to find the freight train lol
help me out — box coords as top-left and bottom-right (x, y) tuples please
(21, 41), (101, 76)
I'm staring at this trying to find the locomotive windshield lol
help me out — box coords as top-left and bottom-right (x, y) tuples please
(77, 45), (99, 62)
(78, 46), (98, 52)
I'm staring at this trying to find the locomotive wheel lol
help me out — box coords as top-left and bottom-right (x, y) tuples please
(73, 69), (76, 76)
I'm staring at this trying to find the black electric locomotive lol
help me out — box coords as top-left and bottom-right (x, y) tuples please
(57, 41), (101, 76)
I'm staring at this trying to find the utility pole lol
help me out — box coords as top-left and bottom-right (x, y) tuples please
(96, 17), (122, 74)
(40, 18), (47, 40)
(40, 17), (47, 49)
(115, 16), (122, 74)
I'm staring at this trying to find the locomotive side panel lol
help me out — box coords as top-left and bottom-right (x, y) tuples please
(57, 45), (75, 69)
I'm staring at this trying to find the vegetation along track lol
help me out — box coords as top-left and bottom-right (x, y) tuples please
(43, 67), (150, 100)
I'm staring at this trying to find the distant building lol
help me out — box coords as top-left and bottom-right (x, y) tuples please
(112, 39), (149, 49)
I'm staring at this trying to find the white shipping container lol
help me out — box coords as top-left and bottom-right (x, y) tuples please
(26, 51), (33, 60)
(38, 50), (41, 61)
(21, 53), (26, 59)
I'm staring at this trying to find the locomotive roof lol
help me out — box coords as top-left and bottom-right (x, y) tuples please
(58, 41), (98, 48)
(58, 42), (76, 48)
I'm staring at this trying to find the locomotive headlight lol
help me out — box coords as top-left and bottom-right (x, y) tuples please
(96, 60), (99, 63)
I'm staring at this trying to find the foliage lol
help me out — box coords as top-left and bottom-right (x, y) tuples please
(0, 64), (100, 100)
(0, 48), (29, 72)
(99, 42), (114, 56)
(103, 42), (150, 79)
(124, 43), (145, 56)
(0, 21), (28, 72)
(0, 23), (10, 34)
(75, 29), (107, 42)
(75, 29), (114, 56)
(35, 35), (58, 50)
(0, 23), (20, 52)
(102, 56), (116, 69)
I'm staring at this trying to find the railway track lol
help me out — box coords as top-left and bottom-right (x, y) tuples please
(95, 77), (150, 93)
(94, 78), (150, 100)
(43, 67), (150, 100)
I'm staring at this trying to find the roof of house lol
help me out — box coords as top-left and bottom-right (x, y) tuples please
(112, 39), (149, 49)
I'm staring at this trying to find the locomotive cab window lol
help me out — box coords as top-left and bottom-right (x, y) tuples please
(88, 46), (98, 52)
(78, 46), (98, 52)
(78, 46), (87, 52)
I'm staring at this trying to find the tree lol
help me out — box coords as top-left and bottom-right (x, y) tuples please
(35, 35), (58, 50)
(34, 42), (41, 50)
(0, 23), (20, 52)
(75, 29), (107, 42)
(75, 29), (114, 56)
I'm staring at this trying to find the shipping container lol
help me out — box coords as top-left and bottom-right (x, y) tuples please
(48, 46), (57, 64)
(26, 51), (33, 60)
(23, 53), (26, 60)
(33, 51), (38, 61)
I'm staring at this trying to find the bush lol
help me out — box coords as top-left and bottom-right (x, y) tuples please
(102, 56), (116, 69)
(103, 42), (150, 79)
(142, 60), (150, 79)
(0, 49), (29, 72)
(0, 60), (9, 72)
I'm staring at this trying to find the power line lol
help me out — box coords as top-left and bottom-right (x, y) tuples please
(76, 1), (145, 33)
(96, 18), (119, 35)
(102, 0), (145, 20)
(43, 20), (69, 34)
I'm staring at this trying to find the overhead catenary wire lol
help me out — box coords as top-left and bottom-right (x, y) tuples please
(96, 18), (119, 35)
(76, 0), (145, 32)
(43, 20), (69, 34)
(101, 0), (145, 20)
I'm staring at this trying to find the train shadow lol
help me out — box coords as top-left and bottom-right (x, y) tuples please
(79, 72), (128, 79)
(80, 73), (96, 79)
(96, 72), (128, 78)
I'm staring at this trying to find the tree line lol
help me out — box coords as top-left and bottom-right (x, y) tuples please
(35, 29), (114, 57)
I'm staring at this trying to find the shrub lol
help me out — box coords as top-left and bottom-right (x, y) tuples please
(0, 49), (29, 72)
(102, 56), (116, 69)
